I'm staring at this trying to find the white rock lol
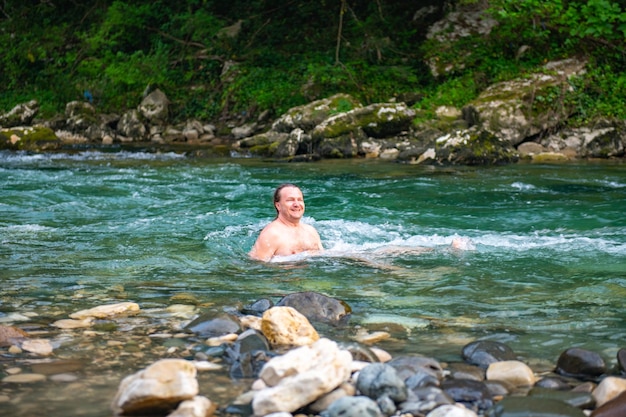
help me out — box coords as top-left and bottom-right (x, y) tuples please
(166, 395), (216, 417)
(486, 360), (536, 386)
(592, 376), (626, 407)
(70, 302), (140, 319)
(252, 338), (353, 415)
(20, 339), (54, 356)
(426, 404), (478, 417)
(51, 317), (95, 329)
(111, 359), (198, 415)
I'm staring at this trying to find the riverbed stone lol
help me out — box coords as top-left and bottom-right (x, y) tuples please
(252, 338), (352, 415)
(167, 395), (216, 417)
(275, 291), (351, 325)
(20, 338), (54, 356)
(426, 404), (479, 417)
(529, 386), (595, 409)
(400, 386), (455, 415)
(111, 358), (199, 415)
(441, 378), (493, 412)
(326, 395), (383, 417)
(52, 317), (95, 329)
(617, 348), (626, 375)
(591, 390), (626, 417)
(186, 314), (240, 338)
(308, 382), (356, 413)
(2, 373), (47, 383)
(461, 340), (516, 368)
(486, 360), (536, 387)
(556, 347), (606, 379)
(260, 306), (319, 347)
(485, 396), (586, 417)
(70, 302), (140, 319)
(592, 376), (626, 407)
(388, 355), (444, 381)
(356, 362), (408, 403)
(0, 324), (29, 346)
(447, 362), (485, 381)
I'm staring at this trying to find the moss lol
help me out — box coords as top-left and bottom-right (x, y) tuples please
(249, 143), (272, 156)
(0, 126), (61, 151)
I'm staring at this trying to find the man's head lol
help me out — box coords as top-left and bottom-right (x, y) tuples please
(273, 183), (304, 219)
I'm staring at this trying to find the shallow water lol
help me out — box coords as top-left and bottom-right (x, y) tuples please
(1, 150), (625, 416)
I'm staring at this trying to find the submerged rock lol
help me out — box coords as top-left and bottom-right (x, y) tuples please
(462, 340), (517, 368)
(275, 291), (351, 325)
(556, 347), (606, 380)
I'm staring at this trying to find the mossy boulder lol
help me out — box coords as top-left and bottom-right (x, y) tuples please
(312, 102), (415, 141)
(463, 58), (587, 146)
(433, 127), (519, 165)
(0, 99), (40, 128)
(271, 93), (362, 133)
(0, 126), (61, 151)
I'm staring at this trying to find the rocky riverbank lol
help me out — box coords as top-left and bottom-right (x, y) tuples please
(2, 291), (626, 417)
(1, 57), (625, 165)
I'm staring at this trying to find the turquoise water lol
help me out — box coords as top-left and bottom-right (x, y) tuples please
(1, 150), (625, 416)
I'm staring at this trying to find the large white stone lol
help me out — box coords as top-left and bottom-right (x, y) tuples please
(252, 338), (353, 415)
(111, 359), (198, 415)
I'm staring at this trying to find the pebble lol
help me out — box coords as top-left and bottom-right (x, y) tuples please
(2, 373), (47, 383)
(49, 373), (79, 382)
(486, 360), (536, 386)
(327, 395), (383, 417)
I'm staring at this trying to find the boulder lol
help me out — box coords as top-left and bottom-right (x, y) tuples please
(463, 58), (587, 146)
(0, 126), (61, 151)
(252, 338), (353, 415)
(272, 93), (361, 133)
(275, 291), (351, 325)
(111, 359), (199, 415)
(260, 306), (320, 347)
(0, 99), (39, 127)
(139, 88), (169, 123)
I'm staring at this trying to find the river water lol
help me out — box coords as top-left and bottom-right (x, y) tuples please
(1, 150), (625, 416)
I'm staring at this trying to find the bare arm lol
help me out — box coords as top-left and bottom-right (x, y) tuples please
(249, 227), (279, 262)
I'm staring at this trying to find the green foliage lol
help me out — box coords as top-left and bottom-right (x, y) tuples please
(0, 0), (624, 128)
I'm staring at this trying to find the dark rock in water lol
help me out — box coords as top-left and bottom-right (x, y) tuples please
(242, 298), (273, 316)
(229, 350), (273, 379)
(441, 378), (493, 412)
(234, 329), (270, 355)
(535, 376), (573, 390)
(356, 363), (408, 403)
(224, 329), (273, 379)
(387, 355), (443, 382)
(529, 386), (595, 409)
(405, 370), (441, 389)
(326, 395), (383, 417)
(486, 396), (586, 417)
(461, 340), (516, 368)
(591, 391), (626, 417)
(555, 347), (606, 379)
(185, 314), (240, 337)
(276, 291), (351, 325)
(447, 361), (486, 381)
(400, 386), (454, 415)
(617, 348), (626, 375)
(484, 380), (511, 398)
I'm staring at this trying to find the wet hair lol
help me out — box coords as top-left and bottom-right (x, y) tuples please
(273, 183), (300, 215)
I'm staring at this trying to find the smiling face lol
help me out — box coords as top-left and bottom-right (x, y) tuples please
(275, 186), (305, 222)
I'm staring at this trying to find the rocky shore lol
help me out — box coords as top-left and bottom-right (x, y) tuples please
(2, 291), (626, 417)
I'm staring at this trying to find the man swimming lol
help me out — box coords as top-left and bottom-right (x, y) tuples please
(249, 183), (323, 262)
(249, 183), (471, 262)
